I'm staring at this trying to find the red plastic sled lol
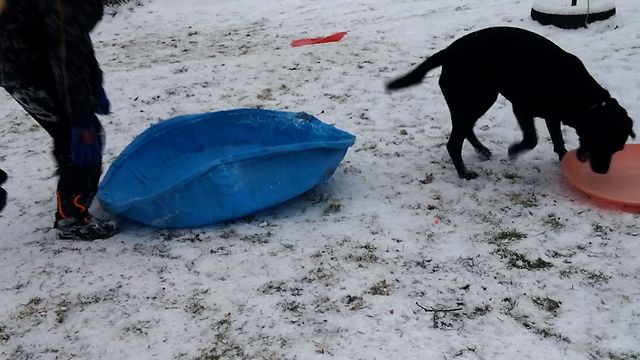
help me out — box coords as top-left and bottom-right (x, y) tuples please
(561, 144), (640, 208)
(291, 32), (348, 47)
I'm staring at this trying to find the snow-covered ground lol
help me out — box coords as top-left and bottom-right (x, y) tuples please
(1, 0), (640, 359)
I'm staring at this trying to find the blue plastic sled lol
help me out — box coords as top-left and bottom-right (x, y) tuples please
(97, 109), (355, 228)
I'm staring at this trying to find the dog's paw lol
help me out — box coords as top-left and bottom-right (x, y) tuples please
(508, 144), (522, 161)
(460, 171), (479, 180)
(556, 150), (567, 162)
(577, 150), (589, 162)
(476, 147), (492, 160)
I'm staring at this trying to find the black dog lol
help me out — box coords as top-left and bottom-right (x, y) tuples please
(386, 26), (635, 179)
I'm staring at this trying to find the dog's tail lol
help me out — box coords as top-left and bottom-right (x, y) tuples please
(385, 50), (446, 91)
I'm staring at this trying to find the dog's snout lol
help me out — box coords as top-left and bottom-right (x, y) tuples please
(576, 150), (589, 162)
(591, 165), (609, 174)
(590, 158), (611, 174)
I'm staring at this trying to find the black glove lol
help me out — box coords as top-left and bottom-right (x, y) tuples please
(93, 81), (111, 115)
(71, 114), (104, 168)
(91, 70), (111, 115)
(71, 124), (102, 167)
(0, 169), (7, 213)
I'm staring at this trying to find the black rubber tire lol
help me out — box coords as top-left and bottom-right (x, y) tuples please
(531, 7), (616, 29)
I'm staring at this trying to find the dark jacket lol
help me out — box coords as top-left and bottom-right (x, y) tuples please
(0, 0), (104, 120)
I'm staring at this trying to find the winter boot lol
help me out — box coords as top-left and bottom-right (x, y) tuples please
(54, 192), (117, 240)
(54, 213), (117, 240)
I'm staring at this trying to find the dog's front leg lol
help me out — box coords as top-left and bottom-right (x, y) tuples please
(508, 106), (538, 159)
(544, 118), (567, 160)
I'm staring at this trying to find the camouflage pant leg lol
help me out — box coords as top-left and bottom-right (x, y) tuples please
(4, 86), (103, 219)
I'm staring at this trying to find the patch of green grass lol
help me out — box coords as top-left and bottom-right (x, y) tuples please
(542, 214), (564, 230)
(0, 324), (10, 342)
(490, 229), (526, 246)
(497, 249), (553, 270)
(576, 242), (593, 251)
(194, 314), (245, 360)
(592, 223), (613, 237)
(534, 327), (571, 343)
(280, 300), (305, 314)
(580, 269), (610, 286)
(531, 296), (561, 313)
(368, 280), (392, 296)
(240, 231), (272, 244)
(546, 249), (576, 259)
(16, 297), (45, 320)
(503, 172), (521, 180)
(323, 203), (343, 215)
(302, 267), (334, 283)
(123, 320), (151, 336)
(606, 352), (640, 360)
(55, 300), (72, 324)
(512, 315), (571, 343)
(495, 229), (526, 242)
(469, 304), (492, 319)
(346, 243), (379, 264)
(259, 281), (288, 295)
(559, 268), (610, 286)
(185, 289), (209, 316)
(343, 295), (366, 311)
(508, 192), (538, 208)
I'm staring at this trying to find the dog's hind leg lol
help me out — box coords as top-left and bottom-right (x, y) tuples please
(446, 106), (495, 179)
(544, 118), (567, 160)
(447, 120), (478, 179)
(467, 131), (492, 160)
(508, 106), (538, 159)
(440, 68), (498, 179)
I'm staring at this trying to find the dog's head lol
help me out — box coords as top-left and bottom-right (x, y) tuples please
(576, 98), (635, 174)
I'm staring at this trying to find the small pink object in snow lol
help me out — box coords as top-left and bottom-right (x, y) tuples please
(291, 32), (348, 47)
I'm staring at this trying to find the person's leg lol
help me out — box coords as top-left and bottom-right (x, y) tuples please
(51, 115), (104, 223)
(5, 86), (115, 239)
(8, 86), (97, 220)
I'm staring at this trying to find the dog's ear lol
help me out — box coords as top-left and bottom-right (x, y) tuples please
(630, 128), (636, 139)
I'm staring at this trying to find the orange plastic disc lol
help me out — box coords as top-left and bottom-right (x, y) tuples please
(561, 144), (640, 207)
